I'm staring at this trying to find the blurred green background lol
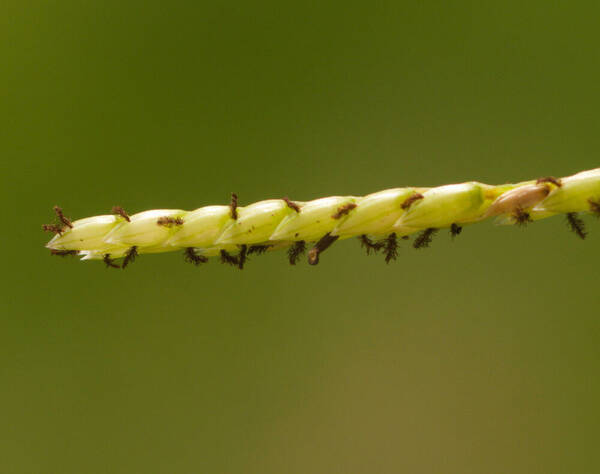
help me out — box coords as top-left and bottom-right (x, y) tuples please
(2, 1), (599, 473)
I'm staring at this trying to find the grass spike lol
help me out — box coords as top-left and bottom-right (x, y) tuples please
(43, 168), (600, 268)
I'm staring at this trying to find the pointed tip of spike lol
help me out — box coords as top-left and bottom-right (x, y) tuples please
(46, 234), (61, 249)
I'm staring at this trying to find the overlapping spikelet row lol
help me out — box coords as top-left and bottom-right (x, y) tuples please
(44, 168), (600, 269)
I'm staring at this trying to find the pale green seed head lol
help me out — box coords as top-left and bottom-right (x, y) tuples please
(104, 209), (186, 247)
(485, 183), (552, 225)
(533, 168), (600, 214)
(393, 182), (486, 231)
(80, 243), (177, 260)
(215, 199), (294, 245)
(79, 247), (128, 260)
(332, 188), (418, 238)
(47, 215), (122, 251)
(167, 205), (232, 248)
(485, 183), (550, 215)
(270, 196), (356, 242)
(44, 167), (600, 267)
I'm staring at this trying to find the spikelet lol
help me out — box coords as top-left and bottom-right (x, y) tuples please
(45, 168), (600, 268)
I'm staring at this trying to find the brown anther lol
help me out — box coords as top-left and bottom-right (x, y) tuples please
(450, 223), (462, 238)
(103, 254), (120, 269)
(384, 233), (398, 263)
(50, 249), (78, 257)
(238, 245), (248, 270)
(307, 233), (339, 265)
(282, 197), (301, 213)
(53, 206), (73, 229)
(111, 206), (130, 222)
(122, 246), (138, 269)
(43, 206), (73, 235)
(220, 249), (239, 267)
(589, 199), (600, 217)
(248, 245), (270, 255)
(332, 203), (357, 219)
(401, 193), (424, 210)
(184, 247), (209, 265)
(536, 176), (562, 187)
(288, 241), (306, 265)
(156, 216), (184, 227)
(42, 224), (64, 235)
(566, 213), (587, 240)
(230, 193), (238, 220)
(413, 228), (438, 249)
(513, 208), (532, 226)
(359, 235), (384, 255)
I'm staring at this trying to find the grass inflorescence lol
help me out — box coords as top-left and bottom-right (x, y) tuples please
(44, 168), (600, 270)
